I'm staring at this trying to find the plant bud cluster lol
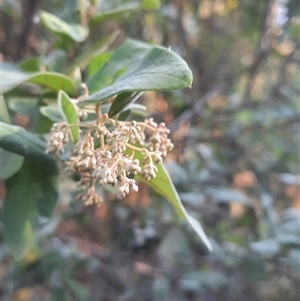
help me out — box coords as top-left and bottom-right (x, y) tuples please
(46, 114), (174, 205)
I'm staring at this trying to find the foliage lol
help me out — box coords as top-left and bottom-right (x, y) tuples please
(1, 0), (299, 301)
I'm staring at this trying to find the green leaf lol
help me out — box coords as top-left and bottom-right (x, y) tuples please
(126, 103), (148, 116)
(79, 45), (193, 106)
(29, 73), (77, 95)
(0, 98), (25, 179)
(0, 148), (24, 179)
(204, 187), (251, 204)
(250, 239), (280, 256)
(134, 151), (212, 254)
(0, 122), (52, 161)
(91, 0), (160, 24)
(32, 160), (59, 217)
(91, 2), (141, 25)
(45, 50), (67, 73)
(3, 161), (35, 259)
(287, 249), (300, 278)
(34, 113), (54, 134)
(67, 29), (120, 75)
(3, 158), (59, 259)
(141, 0), (161, 10)
(40, 105), (64, 122)
(180, 271), (227, 291)
(0, 95), (11, 123)
(8, 97), (39, 116)
(68, 66), (82, 89)
(40, 10), (89, 43)
(86, 39), (154, 93)
(108, 91), (143, 117)
(158, 227), (190, 271)
(1, 63), (77, 95)
(154, 276), (170, 301)
(1, 0), (22, 18)
(18, 57), (40, 72)
(1, 63), (30, 93)
(87, 52), (113, 77)
(66, 279), (90, 301)
(118, 110), (132, 121)
(58, 91), (79, 142)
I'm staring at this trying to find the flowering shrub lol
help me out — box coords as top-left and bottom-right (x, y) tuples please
(0, 4), (212, 260)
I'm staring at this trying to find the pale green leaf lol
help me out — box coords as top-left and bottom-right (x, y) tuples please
(58, 91), (80, 142)
(40, 105), (64, 122)
(40, 10), (89, 42)
(1, 63), (77, 95)
(134, 151), (212, 254)
(91, 2), (140, 24)
(0, 95), (11, 124)
(0, 148), (24, 179)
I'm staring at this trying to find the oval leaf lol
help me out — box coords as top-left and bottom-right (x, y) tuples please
(91, 2), (141, 24)
(3, 161), (34, 259)
(142, 0), (161, 10)
(0, 95), (11, 123)
(79, 46), (193, 106)
(29, 73), (77, 95)
(18, 57), (40, 72)
(1, 63), (77, 95)
(40, 11), (89, 42)
(0, 148), (24, 179)
(3, 158), (60, 259)
(31, 160), (60, 218)
(86, 39), (154, 93)
(0, 122), (52, 161)
(0, 63), (29, 93)
(58, 91), (80, 142)
(40, 105), (64, 122)
(67, 29), (120, 75)
(108, 91), (143, 117)
(133, 150), (212, 254)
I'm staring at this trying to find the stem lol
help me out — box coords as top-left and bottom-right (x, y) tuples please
(100, 134), (105, 150)
(88, 178), (96, 190)
(96, 103), (102, 119)
(125, 143), (143, 152)
(68, 123), (94, 128)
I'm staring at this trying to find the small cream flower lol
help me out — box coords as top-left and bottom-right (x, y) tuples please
(46, 108), (174, 204)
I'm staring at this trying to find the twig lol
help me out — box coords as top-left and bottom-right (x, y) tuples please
(15, 0), (41, 60)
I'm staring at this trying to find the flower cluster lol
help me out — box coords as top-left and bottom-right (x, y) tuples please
(46, 123), (70, 155)
(46, 114), (174, 205)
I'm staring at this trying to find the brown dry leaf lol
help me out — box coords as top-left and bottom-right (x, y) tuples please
(292, 193), (300, 209)
(210, 130), (224, 138)
(11, 288), (33, 301)
(230, 202), (246, 218)
(285, 185), (299, 199)
(95, 203), (108, 220)
(56, 220), (88, 240)
(273, 41), (295, 56)
(233, 171), (256, 188)
(134, 261), (154, 276)
(123, 183), (151, 207)
(14, 114), (30, 128)
(156, 97), (168, 113)
(208, 94), (228, 109)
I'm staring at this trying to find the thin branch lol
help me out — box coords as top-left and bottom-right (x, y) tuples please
(15, 0), (41, 60)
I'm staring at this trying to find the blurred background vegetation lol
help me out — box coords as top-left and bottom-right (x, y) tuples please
(1, 0), (299, 300)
